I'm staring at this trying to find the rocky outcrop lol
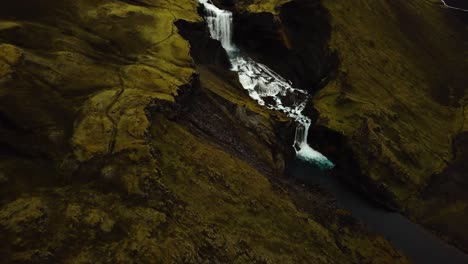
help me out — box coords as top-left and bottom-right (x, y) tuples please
(232, 0), (336, 93)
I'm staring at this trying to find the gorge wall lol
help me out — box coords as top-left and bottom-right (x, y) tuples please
(318, 0), (468, 252)
(0, 0), (466, 262)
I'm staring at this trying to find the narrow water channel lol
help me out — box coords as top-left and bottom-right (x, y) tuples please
(290, 160), (468, 264)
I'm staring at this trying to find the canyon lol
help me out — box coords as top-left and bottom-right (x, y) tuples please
(0, 0), (466, 263)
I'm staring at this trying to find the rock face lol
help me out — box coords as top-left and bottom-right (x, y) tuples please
(0, 0), (409, 263)
(232, 0), (336, 93)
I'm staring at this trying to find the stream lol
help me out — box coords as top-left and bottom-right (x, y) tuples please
(196, 0), (468, 263)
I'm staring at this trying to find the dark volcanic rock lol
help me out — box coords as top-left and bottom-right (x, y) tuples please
(233, 0), (337, 92)
(176, 19), (231, 68)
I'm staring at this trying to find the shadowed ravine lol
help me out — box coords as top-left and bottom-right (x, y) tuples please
(198, 1), (468, 264)
(197, 0), (334, 170)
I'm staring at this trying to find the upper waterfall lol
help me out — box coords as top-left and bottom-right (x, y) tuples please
(199, 0), (237, 52)
(197, 0), (334, 170)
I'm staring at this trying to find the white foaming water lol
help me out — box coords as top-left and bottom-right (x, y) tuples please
(197, 0), (334, 170)
(199, 0), (237, 52)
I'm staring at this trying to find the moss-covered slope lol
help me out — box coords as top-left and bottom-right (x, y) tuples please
(315, 0), (468, 250)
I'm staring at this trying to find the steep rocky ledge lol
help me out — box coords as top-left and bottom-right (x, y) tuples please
(225, 0), (468, 253)
(0, 0), (409, 263)
(232, 0), (337, 93)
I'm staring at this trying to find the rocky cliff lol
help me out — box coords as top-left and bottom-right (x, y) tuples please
(0, 0), (410, 263)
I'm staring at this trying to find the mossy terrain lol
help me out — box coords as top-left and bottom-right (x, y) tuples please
(316, 0), (466, 196)
(316, 0), (468, 251)
(242, 0), (292, 14)
(0, 0), (410, 263)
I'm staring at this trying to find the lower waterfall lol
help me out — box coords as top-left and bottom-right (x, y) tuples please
(198, 0), (334, 170)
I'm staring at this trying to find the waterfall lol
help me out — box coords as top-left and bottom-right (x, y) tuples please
(201, 1), (237, 52)
(197, 0), (334, 170)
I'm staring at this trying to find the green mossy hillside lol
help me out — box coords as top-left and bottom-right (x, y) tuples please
(315, 0), (468, 250)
